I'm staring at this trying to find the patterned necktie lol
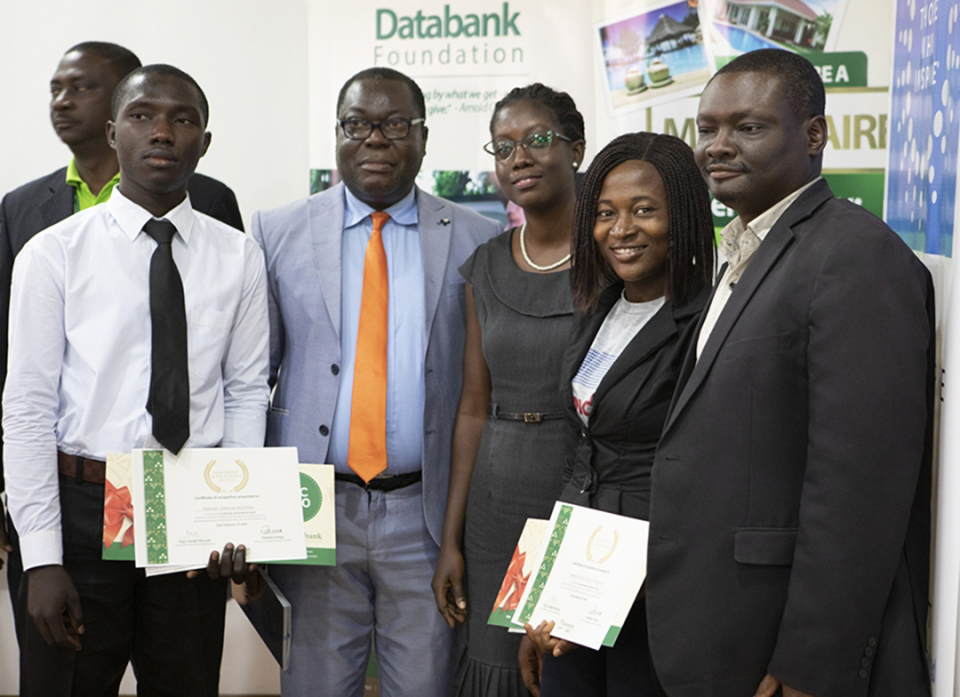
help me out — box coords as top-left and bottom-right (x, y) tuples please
(348, 211), (390, 481)
(143, 219), (190, 454)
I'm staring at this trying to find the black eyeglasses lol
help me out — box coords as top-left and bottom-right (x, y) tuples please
(339, 117), (425, 141)
(484, 130), (573, 161)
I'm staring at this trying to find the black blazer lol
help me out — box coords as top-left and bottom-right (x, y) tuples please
(646, 179), (934, 697)
(558, 283), (707, 520)
(0, 168), (243, 490)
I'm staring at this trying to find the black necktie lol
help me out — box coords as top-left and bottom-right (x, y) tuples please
(143, 219), (190, 454)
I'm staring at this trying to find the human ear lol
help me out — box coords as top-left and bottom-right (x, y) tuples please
(571, 140), (586, 170)
(807, 115), (828, 156)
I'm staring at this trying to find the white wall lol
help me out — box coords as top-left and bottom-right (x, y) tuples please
(0, 0), (311, 228)
(0, 0), (313, 692)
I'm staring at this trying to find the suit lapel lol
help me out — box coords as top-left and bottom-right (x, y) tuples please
(593, 303), (678, 407)
(670, 265), (725, 417)
(663, 181), (833, 435)
(417, 190), (453, 351)
(308, 185), (345, 338)
(560, 295), (614, 422)
(40, 178), (75, 228)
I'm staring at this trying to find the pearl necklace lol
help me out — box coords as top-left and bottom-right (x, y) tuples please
(519, 223), (571, 272)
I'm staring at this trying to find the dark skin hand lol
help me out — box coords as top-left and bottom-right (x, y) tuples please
(0, 499), (13, 570)
(186, 543), (263, 599)
(518, 635), (543, 697)
(431, 543), (467, 627)
(755, 674), (815, 697)
(26, 564), (84, 650)
(523, 620), (578, 658)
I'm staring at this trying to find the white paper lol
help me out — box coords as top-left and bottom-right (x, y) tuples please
(132, 447), (307, 568)
(511, 501), (649, 650)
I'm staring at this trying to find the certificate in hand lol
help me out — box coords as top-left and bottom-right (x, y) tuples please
(268, 463), (337, 566)
(102, 452), (136, 561)
(132, 447), (307, 568)
(488, 518), (550, 629)
(510, 501), (649, 650)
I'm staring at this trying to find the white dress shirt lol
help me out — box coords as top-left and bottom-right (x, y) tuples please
(3, 188), (270, 570)
(696, 178), (821, 359)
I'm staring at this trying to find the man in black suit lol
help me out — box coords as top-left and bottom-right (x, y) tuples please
(646, 49), (933, 697)
(0, 41), (244, 629)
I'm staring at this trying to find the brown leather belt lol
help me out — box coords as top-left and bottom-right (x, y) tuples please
(58, 451), (106, 484)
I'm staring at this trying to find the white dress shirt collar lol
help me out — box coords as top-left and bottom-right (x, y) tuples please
(696, 177), (822, 360)
(717, 177), (822, 270)
(107, 187), (196, 244)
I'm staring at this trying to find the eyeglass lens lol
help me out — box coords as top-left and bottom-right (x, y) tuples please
(492, 131), (553, 159)
(342, 118), (412, 140)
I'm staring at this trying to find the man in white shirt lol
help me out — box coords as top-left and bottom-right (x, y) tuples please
(3, 64), (269, 697)
(645, 49), (933, 697)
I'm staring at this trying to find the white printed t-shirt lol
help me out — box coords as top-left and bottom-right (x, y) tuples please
(571, 293), (665, 426)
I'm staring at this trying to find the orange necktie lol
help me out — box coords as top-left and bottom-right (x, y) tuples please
(348, 211), (390, 481)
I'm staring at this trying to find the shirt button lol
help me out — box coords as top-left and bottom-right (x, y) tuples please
(319, 425), (329, 436)
(331, 364), (339, 375)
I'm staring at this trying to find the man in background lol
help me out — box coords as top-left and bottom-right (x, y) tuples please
(0, 41), (244, 619)
(253, 67), (499, 696)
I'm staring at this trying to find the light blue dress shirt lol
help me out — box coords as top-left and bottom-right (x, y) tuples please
(328, 187), (426, 475)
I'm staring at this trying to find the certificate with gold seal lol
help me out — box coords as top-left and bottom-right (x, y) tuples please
(510, 501), (648, 650)
(131, 447), (307, 568)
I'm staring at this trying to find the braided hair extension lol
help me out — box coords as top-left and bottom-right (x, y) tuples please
(571, 132), (715, 313)
(489, 83), (585, 143)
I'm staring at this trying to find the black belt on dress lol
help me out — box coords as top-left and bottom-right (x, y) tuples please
(487, 404), (563, 424)
(335, 470), (422, 491)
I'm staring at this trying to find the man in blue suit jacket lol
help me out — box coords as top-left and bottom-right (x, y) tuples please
(252, 67), (499, 696)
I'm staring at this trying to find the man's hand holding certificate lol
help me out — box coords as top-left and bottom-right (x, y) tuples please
(507, 501), (649, 651)
(131, 447), (307, 568)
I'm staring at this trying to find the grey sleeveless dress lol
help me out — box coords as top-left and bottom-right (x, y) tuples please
(455, 229), (577, 697)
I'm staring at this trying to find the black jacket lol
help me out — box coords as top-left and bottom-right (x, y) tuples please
(558, 282), (708, 520)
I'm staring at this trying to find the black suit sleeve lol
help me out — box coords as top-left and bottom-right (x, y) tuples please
(187, 174), (244, 231)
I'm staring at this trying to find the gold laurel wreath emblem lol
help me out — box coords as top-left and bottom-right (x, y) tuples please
(203, 460), (220, 492)
(203, 459), (250, 493)
(586, 526), (619, 564)
(234, 460), (250, 492)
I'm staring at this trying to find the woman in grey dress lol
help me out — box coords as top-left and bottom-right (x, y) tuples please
(431, 84), (585, 696)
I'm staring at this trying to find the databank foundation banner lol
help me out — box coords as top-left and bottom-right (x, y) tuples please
(308, 0), (594, 224)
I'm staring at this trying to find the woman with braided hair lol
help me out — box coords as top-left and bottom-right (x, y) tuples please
(431, 83), (585, 697)
(521, 132), (715, 696)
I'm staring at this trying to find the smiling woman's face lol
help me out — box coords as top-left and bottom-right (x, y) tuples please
(593, 159), (670, 303)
